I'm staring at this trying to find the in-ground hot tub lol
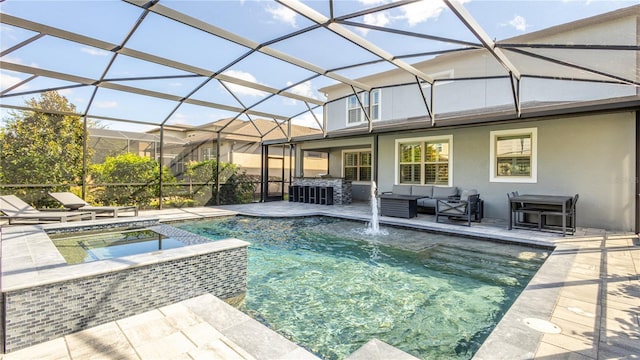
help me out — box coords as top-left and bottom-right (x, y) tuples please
(0, 218), (248, 353)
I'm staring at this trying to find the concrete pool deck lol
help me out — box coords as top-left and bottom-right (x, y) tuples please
(1, 201), (638, 359)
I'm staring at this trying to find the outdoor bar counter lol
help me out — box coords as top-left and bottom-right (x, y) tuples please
(292, 177), (352, 205)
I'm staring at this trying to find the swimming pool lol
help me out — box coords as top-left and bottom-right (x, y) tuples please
(177, 216), (550, 360)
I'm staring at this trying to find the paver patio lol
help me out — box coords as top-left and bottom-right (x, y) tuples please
(1, 201), (638, 359)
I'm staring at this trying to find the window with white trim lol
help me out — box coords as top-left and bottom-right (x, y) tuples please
(343, 150), (372, 182)
(347, 89), (380, 124)
(202, 147), (216, 161)
(490, 128), (537, 183)
(396, 136), (452, 186)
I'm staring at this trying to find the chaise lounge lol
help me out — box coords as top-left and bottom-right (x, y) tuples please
(49, 192), (139, 218)
(0, 195), (96, 225)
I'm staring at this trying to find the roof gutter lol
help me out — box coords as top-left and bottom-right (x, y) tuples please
(262, 96), (640, 145)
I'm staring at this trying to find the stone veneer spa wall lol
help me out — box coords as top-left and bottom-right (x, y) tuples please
(1, 231), (248, 353)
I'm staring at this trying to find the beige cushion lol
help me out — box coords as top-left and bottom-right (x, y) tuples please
(411, 185), (433, 197)
(392, 185), (412, 195)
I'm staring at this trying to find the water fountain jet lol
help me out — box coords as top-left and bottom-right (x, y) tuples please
(365, 181), (386, 236)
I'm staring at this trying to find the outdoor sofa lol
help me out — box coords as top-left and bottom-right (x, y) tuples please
(49, 192), (139, 218)
(383, 185), (459, 214)
(0, 195), (95, 225)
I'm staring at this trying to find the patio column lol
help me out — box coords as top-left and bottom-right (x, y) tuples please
(636, 111), (639, 234)
(373, 134), (378, 184)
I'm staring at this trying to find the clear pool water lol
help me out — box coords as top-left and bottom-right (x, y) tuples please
(177, 216), (549, 360)
(52, 228), (185, 264)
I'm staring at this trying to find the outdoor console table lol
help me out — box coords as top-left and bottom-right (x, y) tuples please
(379, 194), (423, 219)
(508, 194), (574, 236)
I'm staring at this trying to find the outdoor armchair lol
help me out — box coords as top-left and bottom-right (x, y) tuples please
(435, 190), (481, 226)
(0, 195), (95, 225)
(49, 192), (138, 218)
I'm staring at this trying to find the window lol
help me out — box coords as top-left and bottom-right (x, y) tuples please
(202, 147), (216, 161)
(424, 142), (449, 185)
(490, 128), (537, 183)
(347, 89), (380, 124)
(396, 136), (452, 186)
(343, 150), (372, 182)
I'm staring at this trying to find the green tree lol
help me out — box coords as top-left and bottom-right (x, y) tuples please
(186, 159), (255, 205)
(89, 153), (176, 207)
(0, 91), (88, 192)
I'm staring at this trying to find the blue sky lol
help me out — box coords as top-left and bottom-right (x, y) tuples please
(0, 0), (636, 132)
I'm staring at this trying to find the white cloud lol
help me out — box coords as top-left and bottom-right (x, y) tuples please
(358, 12), (391, 35)
(509, 15), (528, 32)
(221, 70), (267, 97)
(171, 112), (189, 122)
(290, 111), (323, 129)
(400, 1), (446, 26)
(2, 56), (38, 68)
(289, 81), (316, 98)
(400, 0), (471, 26)
(94, 101), (117, 108)
(58, 88), (74, 97)
(81, 47), (110, 56)
(0, 72), (29, 92)
(358, 0), (388, 5)
(561, 0), (593, 3)
(283, 80), (317, 105)
(266, 4), (297, 27)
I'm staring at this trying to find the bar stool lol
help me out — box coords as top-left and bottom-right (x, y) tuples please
(308, 186), (318, 204)
(289, 185), (300, 202)
(302, 186), (311, 203)
(319, 187), (334, 205)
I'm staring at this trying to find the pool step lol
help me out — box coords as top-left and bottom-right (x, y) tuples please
(346, 338), (420, 360)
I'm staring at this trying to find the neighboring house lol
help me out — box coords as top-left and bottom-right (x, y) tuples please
(89, 119), (325, 181)
(149, 118), (323, 179)
(88, 128), (187, 164)
(290, 5), (639, 232)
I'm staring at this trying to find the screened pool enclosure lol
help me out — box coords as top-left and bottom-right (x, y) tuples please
(1, 0), (638, 209)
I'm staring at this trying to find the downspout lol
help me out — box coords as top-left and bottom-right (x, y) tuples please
(289, 143), (294, 186)
(261, 144), (267, 202)
(281, 145), (285, 200)
(82, 116), (88, 199)
(216, 132), (220, 206)
(158, 126), (164, 209)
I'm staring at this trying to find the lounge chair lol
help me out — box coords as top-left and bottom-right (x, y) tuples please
(0, 195), (95, 225)
(435, 190), (482, 226)
(49, 192), (139, 218)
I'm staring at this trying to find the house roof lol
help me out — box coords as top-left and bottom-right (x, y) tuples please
(178, 118), (322, 144)
(320, 4), (640, 95)
(89, 127), (186, 145)
(1, 1), (638, 141)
